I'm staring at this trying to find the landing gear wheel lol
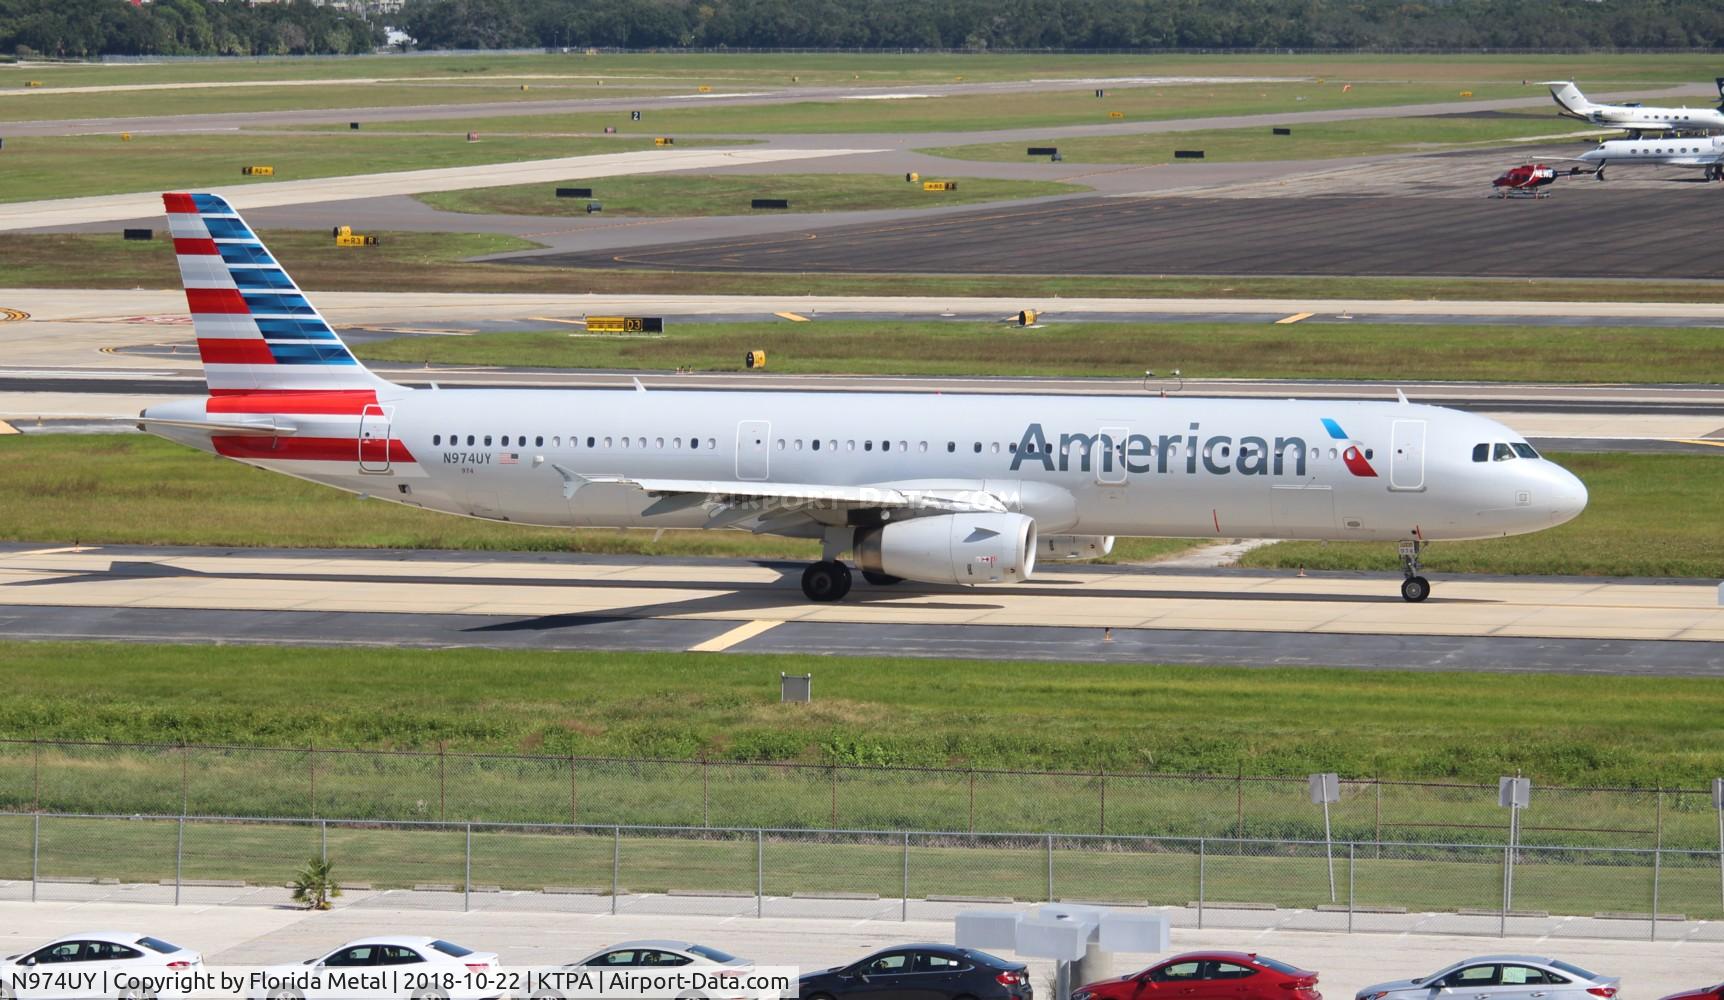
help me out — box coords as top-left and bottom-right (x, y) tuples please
(1397, 538), (1430, 603)
(862, 570), (903, 586)
(801, 560), (852, 602)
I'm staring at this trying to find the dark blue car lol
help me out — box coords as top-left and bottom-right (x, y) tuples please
(799, 944), (1032, 1000)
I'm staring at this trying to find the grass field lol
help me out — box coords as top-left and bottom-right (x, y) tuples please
(0, 230), (539, 289)
(1, 814), (1708, 919)
(923, 115), (1608, 164)
(12, 52), (1724, 89)
(9, 52), (1724, 90)
(416, 173), (1079, 217)
(3, 641), (1723, 789)
(0, 82), (686, 123)
(0, 132), (740, 203)
(11, 231), (1724, 303)
(352, 320), (1724, 383)
(1242, 452), (1724, 580)
(306, 80), (1534, 139)
(0, 434), (1194, 563)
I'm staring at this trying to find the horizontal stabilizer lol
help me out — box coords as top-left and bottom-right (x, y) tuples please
(133, 415), (298, 436)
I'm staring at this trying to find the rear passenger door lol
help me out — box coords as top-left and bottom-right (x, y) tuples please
(1205, 962), (1260, 1000)
(1494, 965), (1558, 1000)
(910, 951), (970, 1000)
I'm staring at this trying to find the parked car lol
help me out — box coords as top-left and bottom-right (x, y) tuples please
(0, 932), (202, 999)
(799, 945), (1030, 1000)
(533, 942), (762, 1000)
(1356, 956), (1618, 1000)
(1658, 985), (1723, 1000)
(1074, 952), (1318, 1000)
(251, 936), (500, 1000)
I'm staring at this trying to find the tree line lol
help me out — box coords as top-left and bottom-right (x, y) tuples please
(400, 0), (1724, 52)
(6, 0), (1723, 58)
(2, 0), (381, 58)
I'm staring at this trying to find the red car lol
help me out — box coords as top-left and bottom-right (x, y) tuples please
(1074, 952), (1320, 1000)
(1659, 986), (1724, 1000)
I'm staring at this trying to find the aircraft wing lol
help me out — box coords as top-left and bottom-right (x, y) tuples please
(550, 468), (1007, 527)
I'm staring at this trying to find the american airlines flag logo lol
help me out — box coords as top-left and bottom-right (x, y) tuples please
(499, 453), (519, 465)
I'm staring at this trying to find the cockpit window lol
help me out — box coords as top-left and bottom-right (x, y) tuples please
(1472, 443), (1488, 463)
(1512, 443), (1539, 459)
(1493, 442), (1515, 462)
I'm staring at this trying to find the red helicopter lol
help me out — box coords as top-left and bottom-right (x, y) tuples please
(1491, 162), (1587, 197)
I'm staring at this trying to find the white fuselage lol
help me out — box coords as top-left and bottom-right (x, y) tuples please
(1580, 135), (1724, 171)
(147, 388), (1587, 545)
(1549, 82), (1724, 133)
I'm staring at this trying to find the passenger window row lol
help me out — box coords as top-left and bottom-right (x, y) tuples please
(433, 434), (718, 450)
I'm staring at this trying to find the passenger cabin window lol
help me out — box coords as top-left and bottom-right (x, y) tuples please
(433, 435), (441, 445)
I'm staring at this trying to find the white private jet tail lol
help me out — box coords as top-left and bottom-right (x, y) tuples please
(1543, 81), (1595, 120)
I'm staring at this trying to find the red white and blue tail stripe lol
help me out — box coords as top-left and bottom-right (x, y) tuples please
(164, 192), (395, 395)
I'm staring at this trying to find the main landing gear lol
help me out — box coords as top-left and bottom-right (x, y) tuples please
(799, 562), (903, 601)
(801, 560), (852, 602)
(1398, 539), (1431, 603)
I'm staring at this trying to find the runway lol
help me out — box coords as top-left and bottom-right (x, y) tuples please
(2, 546), (1720, 673)
(535, 188), (1724, 279)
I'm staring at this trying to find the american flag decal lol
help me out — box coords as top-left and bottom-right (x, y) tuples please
(500, 453), (519, 465)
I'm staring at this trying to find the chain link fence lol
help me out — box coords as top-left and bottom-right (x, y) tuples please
(4, 812), (1721, 942)
(3, 740), (1719, 852)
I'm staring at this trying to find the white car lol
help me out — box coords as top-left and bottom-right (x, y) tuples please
(535, 941), (761, 1000)
(252, 937), (501, 1000)
(1357, 956), (1620, 1000)
(0, 931), (202, 1000)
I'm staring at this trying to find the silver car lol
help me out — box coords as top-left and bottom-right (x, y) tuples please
(1357, 956), (1620, 1000)
(534, 942), (759, 1000)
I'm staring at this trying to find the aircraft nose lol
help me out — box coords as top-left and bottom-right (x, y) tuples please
(1548, 464), (1588, 526)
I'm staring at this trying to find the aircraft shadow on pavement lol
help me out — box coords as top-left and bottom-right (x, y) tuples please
(9, 560), (1491, 611)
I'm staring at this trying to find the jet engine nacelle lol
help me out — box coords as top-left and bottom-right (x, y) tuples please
(855, 512), (1037, 586)
(1037, 534), (1115, 561)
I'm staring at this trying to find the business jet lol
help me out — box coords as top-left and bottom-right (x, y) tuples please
(1576, 135), (1724, 181)
(137, 194), (1587, 604)
(1546, 80), (1724, 136)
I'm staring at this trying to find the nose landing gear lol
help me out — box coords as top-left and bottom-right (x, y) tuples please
(1398, 539), (1430, 603)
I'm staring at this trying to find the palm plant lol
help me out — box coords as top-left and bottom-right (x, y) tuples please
(290, 856), (342, 911)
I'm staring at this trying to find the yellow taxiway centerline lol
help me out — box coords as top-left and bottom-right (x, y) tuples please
(687, 619), (783, 652)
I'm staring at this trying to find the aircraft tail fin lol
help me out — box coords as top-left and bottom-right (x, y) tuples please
(1544, 81), (1592, 118)
(162, 192), (400, 397)
(1715, 76), (1724, 108)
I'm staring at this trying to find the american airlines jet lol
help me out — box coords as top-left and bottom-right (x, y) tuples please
(137, 194), (1588, 604)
